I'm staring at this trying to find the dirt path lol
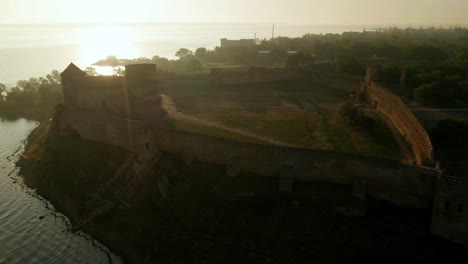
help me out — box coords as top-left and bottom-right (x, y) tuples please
(161, 95), (296, 147)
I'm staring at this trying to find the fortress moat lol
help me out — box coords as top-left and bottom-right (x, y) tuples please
(19, 63), (468, 263)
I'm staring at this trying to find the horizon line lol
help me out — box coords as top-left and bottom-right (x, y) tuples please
(0, 21), (467, 28)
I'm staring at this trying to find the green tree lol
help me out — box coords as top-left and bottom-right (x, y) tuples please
(270, 49), (288, 65)
(0, 83), (6, 101)
(186, 59), (202, 72)
(405, 45), (447, 62)
(84, 67), (98, 76)
(336, 53), (365, 75)
(194, 48), (207, 59)
(175, 48), (193, 59)
(414, 82), (447, 106)
(286, 52), (314, 67)
(0, 83), (6, 94)
(105, 55), (119, 66)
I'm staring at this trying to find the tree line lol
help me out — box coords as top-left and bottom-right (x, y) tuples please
(0, 70), (62, 120)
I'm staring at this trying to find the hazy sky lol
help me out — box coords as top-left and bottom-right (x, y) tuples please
(1, 0), (468, 25)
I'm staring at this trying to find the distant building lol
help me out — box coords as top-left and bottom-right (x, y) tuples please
(220, 38), (256, 49)
(342, 31), (361, 39)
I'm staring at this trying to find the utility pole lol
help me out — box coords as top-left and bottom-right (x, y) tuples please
(272, 24), (275, 39)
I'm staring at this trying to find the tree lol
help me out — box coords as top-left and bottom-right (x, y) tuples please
(46, 70), (61, 85)
(105, 55), (119, 66)
(186, 58), (202, 72)
(286, 52), (314, 67)
(381, 64), (402, 84)
(0, 83), (6, 94)
(0, 83), (6, 101)
(84, 67), (98, 76)
(405, 45), (447, 62)
(114, 67), (125, 76)
(175, 48), (193, 59)
(336, 53), (365, 75)
(431, 119), (468, 164)
(414, 82), (447, 106)
(270, 49), (288, 65)
(375, 44), (402, 59)
(194, 48), (207, 59)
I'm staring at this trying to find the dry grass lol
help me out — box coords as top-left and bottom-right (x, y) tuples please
(162, 76), (402, 159)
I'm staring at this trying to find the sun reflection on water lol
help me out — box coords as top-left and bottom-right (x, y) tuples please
(79, 26), (138, 75)
(92, 66), (116, 76)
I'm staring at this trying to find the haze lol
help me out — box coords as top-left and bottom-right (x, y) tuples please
(2, 0), (468, 25)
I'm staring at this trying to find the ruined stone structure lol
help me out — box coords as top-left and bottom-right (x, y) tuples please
(58, 63), (468, 245)
(220, 38), (256, 49)
(431, 175), (468, 244)
(156, 128), (438, 208)
(210, 67), (303, 88)
(360, 66), (434, 166)
(60, 63), (162, 161)
(59, 63), (439, 206)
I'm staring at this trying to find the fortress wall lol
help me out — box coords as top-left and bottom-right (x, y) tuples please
(57, 107), (438, 207)
(157, 67), (304, 90)
(209, 67), (304, 87)
(155, 128), (438, 208)
(365, 82), (434, 166)
(73, 77), (129, 117)
(60, 108), (157, 161)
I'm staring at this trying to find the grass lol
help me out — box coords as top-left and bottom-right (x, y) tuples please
(192, 111), (321, 147)
(361, 113), (402, 160)
(170, 117), (266, 145)
(319, 110), (357, 152)
(161, 74), (404, 159)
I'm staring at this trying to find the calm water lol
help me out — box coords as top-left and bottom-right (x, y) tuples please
(0, 23), (367, 84)
(0, 118), (122, 264)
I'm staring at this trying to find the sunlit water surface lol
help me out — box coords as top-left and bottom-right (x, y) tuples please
(0, 118), (122, 264)
(0, 23), (369, 84)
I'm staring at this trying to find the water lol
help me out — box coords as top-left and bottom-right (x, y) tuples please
(0, 23), (366, 84)
(0, 118), (122, 264)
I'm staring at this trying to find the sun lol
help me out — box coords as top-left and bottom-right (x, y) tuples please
(79, 26), (138, 68)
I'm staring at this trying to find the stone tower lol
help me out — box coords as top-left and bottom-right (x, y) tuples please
(124, 64), (161, 120)
(61, 63), (86, 107)
(364, 65), (381, 85)
(431, 175), (468, 244)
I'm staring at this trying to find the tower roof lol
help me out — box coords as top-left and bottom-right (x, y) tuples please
(61, 63), (84, 77)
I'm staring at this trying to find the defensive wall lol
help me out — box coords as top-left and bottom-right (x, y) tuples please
(58, 63), (440, 209)
(58, 105), (439, 208)
(154, 127), (438, 208)
(56, 62), (468, 245)
(210, 67), (304, 88)
(156, 67), (305, 89)
(61, 63), (162, 121)
(431, 175), (468, 244)
(360, 67), (434, 166)
(157, 65), (365, 92)
(59, 107), (158, 162)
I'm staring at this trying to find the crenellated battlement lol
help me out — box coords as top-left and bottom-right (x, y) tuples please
(360, 66), (434, 166)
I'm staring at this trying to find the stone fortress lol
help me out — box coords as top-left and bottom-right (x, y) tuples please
(57, 63), (467, 244)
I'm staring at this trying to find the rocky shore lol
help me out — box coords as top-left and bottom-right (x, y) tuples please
(18, 119), (468, 263)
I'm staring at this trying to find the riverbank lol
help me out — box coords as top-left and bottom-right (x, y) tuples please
(0, 118), (121, 263)
(19, 122), (145, 263)
(19, 118), (468, 263)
